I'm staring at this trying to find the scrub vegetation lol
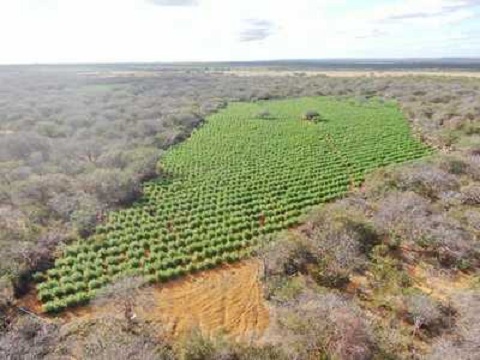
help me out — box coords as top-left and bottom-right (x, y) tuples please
(1, 65), (479, 359)
(34, 96), (430, 312)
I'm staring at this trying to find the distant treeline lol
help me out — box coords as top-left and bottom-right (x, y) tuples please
(1, 58), (480, 74)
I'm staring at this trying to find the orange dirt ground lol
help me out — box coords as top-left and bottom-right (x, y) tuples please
(19, 260), (270, 341)
(407, 265), (475, 301)
(141, 260), (269, 341)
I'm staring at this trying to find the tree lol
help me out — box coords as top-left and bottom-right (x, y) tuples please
(84, 169), (141, 206)
(92, 277), (154, 331)
(302, 110), (322, 122)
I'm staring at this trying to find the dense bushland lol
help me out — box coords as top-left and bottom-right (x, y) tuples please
(256, 115), (479, 358)
(2, 69), (479, 286)
(1, 66), (479, 358)
(258, 182), (478, 358)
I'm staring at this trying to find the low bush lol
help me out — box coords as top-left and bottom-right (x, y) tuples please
(403, 294), (447, 337)
(260, 205), (377, 290)
(277, 292), (375, 360)
(393, 164), (460, 199)
(260, 233), (316, 279)
(177, 329), (288, 360)
(428, 290), (480, 359)
(373, 191), (478, 269)
(302, 110), (321, 121)
(439, 156), (469, 175)
(461, 184), (480, 205)
(0, 317), (58, 359)
(373, 191), (431, 246)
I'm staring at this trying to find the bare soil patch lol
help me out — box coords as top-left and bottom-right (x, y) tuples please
(141, 260), (269, 341)
(18, 260), (269, 341)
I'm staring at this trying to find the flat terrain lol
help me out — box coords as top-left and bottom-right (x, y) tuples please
(81, 69), (480, 79)
(35, 96), (431, 312)
(144, 260), (268, 341)
(220, 69), (480, 78)
(35, 261), (268, 341)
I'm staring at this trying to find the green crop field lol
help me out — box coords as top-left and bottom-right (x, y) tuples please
(34, 97), (432, 312)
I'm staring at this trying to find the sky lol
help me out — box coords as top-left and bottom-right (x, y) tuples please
(0, 0), (479, 64)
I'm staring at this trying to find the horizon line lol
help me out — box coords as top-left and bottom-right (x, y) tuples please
(1, 57), (480, 67)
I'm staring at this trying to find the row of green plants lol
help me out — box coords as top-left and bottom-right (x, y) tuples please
(35, 97), (431, 312)
(40, 248), (253, 313)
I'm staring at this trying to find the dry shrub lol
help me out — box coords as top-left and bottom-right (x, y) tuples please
(258, 234), (316, 301)
(12, 231), (68, 297)
(427, 339), (468, 360)
(467, 147), (480, 164)
(305, 203), (379, 254)
(54, 316), (174, 360)
(373, 192), (478, 269)
(260, 233), (316, 278)
(82, 331), (171, 360)
(0, 279), (14, 333)
(438, 190), (464, 208)
(428, 290), (480, 360)
(439, 150), (480, 182)
(0, 316), (58, 359)
(310, 220), (369, 287)
(423, 215), (479, 270)
(461, 185), (480, 205)
(92, 276), (154, 330)
(452, 291), (480, 351)
(463, 210), (480, 232)
(373, 191), (431, 243)
(439, 156), (470, 175)
(463, 152), (480, 181)
(393, 164), (460, 199)
(278, 292), (375, 360)
(268, 204), (379, 288)
(178, 329), (287, 360)
(403, 294), (446, 337)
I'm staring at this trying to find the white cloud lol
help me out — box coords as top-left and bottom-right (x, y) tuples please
(239, 19), (275, 42)
(0, 0), (477, 64)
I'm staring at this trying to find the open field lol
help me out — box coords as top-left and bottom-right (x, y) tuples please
(34, 96), (431, 312)
(219, 69), (480, 78)
(78, 69), (480, 79)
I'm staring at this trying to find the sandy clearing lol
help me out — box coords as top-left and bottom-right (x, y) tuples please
(140, 260), (269, 341)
